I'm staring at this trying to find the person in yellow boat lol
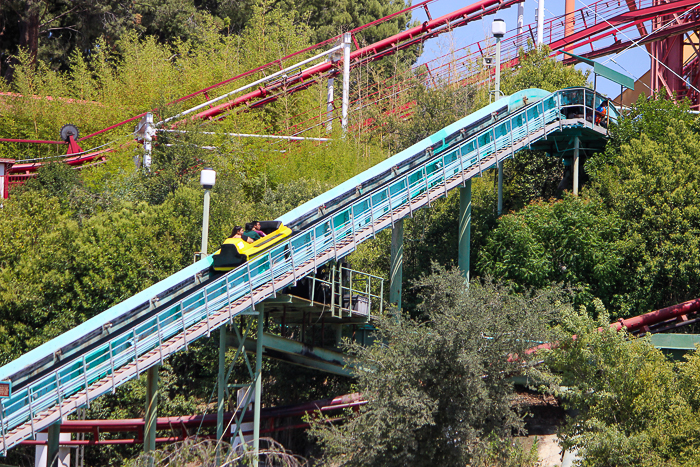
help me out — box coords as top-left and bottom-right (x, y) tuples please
(243, 222), (262, 241)
(252, 220), (266, 237)
(230, 226), (254, 247)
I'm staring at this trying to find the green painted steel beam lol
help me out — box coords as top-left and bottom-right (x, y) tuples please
(262, 295), (294, 304)
(458, 183), (472, 281)
(253, 305), (264, 460)
(649, 334), (700, 361)
(47, 422), (60, 467)
(389, 220), (404, 312)
(216, 325), (226, 464)
(650, 333), (700, 350)
(560, 51), (635, 90)
(229, 332), (354, 377)
(144, 366), (159, 466)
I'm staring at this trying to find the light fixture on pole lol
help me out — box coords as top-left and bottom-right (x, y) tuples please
(200, 166), (225, 464)
(200, 168), (216, 258)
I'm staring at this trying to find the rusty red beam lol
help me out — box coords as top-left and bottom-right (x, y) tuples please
(548, 0), (700, 51)
(171, 0), (440, 107)
(561, 19), (700, 63)
(0, 138), (65, 145)
(19, 393), (366, 447)
(521, 297), (700, 357)
(193, 0), (522, 121)
(11, 0), (699, 176)
(9, 148), (113, 174)
(613, 298), (700, 332)
(43, 1), (442, 144)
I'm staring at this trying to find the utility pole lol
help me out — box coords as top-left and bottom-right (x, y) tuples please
(199, 168), (216, 258)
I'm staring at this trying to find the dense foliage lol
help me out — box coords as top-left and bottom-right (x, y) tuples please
(478, 94), (700, 318)
(348, 45), (589, 315)
(0, 0), (413, 78)
(477, 194), (633, 314)
(545, 305), (700, 467)
(1, 4), (700, 464)
(310, 266), (561, 466)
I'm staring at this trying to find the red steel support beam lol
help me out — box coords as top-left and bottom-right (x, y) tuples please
(626, 0), (653, 52)
(522, 297), (700, 357)
(561, 18), (700, 62)
(193, 0), (522, 121)
(612, 297), (700, 332)
(566, 0), (577, 37)
(19, 393), (366, 447)
(549, 0), (700, 51)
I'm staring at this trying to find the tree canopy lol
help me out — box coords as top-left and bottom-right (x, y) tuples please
(2, 8), (700, 465)
(478, 93), (700, 317)
(310, 266), (563, 466)
(545, 304), (700, 467)
(0, 0), (413, 80)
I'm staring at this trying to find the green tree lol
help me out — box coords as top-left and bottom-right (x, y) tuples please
(0, 0), (415, 80)
(501, 44), (589, 95)
(545, 305), (700, 467)
(477, 194), (636, 317)
(587, 95), (700, 314)
(498, 43), (589, 211)
(212, 0), (413, 45)
(310, 265), (562, 466)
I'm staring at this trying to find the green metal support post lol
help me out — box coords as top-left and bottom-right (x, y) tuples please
(144, 365), (159, 467)
(389, 219), (404, 313)
(459, 183), (472, 282)
(216, 325), (227, 464)
(497, 160), (503, 216)
(573, 136), (580, 196)
(253, 304), (265, 460)
(47, 421), (60, 467)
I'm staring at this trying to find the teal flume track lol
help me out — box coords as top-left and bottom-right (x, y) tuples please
(0, 87), (615, 454)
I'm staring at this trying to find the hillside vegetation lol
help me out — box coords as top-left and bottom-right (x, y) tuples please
(2, 2), (700, 465)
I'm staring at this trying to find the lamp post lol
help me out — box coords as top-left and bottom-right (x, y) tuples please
(199, 167), (226, 463)
(492, 19), (506, 216)
(200, 168), (216, 258)
(537, 0), (545, 46)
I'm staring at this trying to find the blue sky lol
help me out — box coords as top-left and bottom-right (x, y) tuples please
(411, 0), (651, 98)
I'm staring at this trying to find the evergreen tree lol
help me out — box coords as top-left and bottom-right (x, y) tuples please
(310, 265), (562, 466)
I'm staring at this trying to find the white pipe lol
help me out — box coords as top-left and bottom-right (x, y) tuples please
(495, 37), (502, 100)
(159, 129), (331, 142)
(201, 189), (211, 256)
(342, 33), (351, 131)
(159, 45), (344, 125)
(573, 136), (580, 196)
(326, 76), (335, 132)
(537, 0), (545, 46)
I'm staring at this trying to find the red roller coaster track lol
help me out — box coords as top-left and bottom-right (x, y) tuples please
(20, 393), (366, 447)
